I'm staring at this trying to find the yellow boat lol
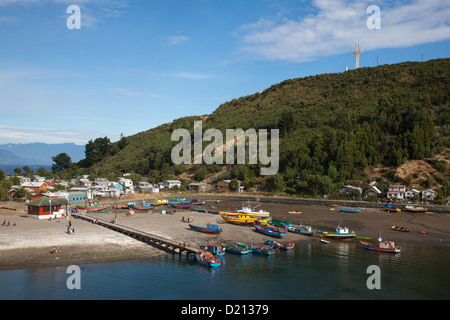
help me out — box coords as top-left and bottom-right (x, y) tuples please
(220, 212), (268, 226)
(151, 199), (168, 206)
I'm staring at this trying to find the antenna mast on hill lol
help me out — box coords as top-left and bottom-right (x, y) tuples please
(352, 43), (364, 69)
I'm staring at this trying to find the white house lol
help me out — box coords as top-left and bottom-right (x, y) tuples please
(422, 189), (435, 201)
(339, 185), (363, 195)
(164, 180), (182, 189)
(387, 185), (406, 201)
(119, 178), (134, 194)
(405, 189), (421, 200)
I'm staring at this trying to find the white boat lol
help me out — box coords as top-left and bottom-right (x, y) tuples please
(235, 205), (270, 218)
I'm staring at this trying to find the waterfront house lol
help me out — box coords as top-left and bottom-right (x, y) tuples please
(405, 189), (421, 200)
(188, 183), (211, 192)
(163, 180), (182, 189)
(387, 185), (406, 201)
(27, 197), (68, 219)
(422, 189), (435, 201)
(217, 180), (244, 193)
(338, 185), (363, 195)
(365, 185), (382, 197)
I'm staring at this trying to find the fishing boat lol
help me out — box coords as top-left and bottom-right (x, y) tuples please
(288, 210), (302, 214)
(128, 205), (153, 211)
(254, 224), (288, 238)
(360, 238), (402, 253)
(190, 208), (208, 213)
(191, 198), (205, 205)
(76, 205), (107, 211)
(195, 252), (221, 267)
(317, 225), (356, 240)
(235, 242), (254, 253)
(264, 239), (295, 250)
(150, 199), (168, 206)
(268, 218), (291, 228)
(288, 224), (314, 236)
(339, 209), (362, 213)
(391, 225), (410, 232)
(235, 205), (270, 218)
(170, 201), (193, 209)
(220, 213), (267, 226)
(252, 244), (275, 255)
(189, 223), (222, 234)
(202, 243), (226, 256)
(384, 204), (401, 212)
(402, 205), (427, 213)
(222, 244), (251, 255)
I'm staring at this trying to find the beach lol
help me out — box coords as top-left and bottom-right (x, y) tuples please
(1, 198), (450, 270)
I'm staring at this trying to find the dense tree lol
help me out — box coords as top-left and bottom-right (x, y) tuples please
(85, 137), (112, 166)
(52, 153), (72, 172)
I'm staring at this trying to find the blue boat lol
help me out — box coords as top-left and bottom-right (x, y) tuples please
(195, 252), (221, 267)
(128, 205), (153, 211)
(264, 239), (295, 250)
(251, 245), (275, 255)
(202, 243), (226, 256)
(223, 244), (251, 255)
(189, 223), (222, 235)
(254, 225), (288, 238)
(339, 209), (361, 213)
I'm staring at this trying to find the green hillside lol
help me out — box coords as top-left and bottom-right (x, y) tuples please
(63, 58), (450, 201)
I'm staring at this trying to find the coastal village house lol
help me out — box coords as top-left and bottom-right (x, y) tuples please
(164, 180), (182, 189)
(405, 189), (421, 200)
(21, 182), (48, 195)
(27, 197), (68, 219)
(188, 182), (211, 192)
(217, 180), (244, 193)
(422, 189), (435, 201)
(387, 185), (406, 201)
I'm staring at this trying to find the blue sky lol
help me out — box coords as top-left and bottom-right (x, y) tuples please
(0, 0), (449, 145)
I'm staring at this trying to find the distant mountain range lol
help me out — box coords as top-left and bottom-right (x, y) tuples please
(0, 143), (85, 165)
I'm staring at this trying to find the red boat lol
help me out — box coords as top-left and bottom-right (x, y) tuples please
(76, 206), (107, 211)
(170, 202), (193, 209)
(360, 238), (402, 253)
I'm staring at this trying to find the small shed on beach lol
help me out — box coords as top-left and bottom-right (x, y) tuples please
(27, 197), (69, 219)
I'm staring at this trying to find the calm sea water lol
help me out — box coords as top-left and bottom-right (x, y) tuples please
(0, 241), (448, 300)
(0, 165), (52, 175)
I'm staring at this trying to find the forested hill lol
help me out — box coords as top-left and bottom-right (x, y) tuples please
(67, 58), (449, 196)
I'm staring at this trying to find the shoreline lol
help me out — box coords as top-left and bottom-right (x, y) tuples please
(1, 199), (450, 271)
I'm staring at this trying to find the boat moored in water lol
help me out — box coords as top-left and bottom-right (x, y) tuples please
(254, 224), (288, 238)
(195, 252), (221, 267)
(317, 226), (356, 240)
(360, 238), (402, 253)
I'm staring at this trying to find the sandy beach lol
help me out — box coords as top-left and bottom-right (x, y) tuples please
(1, 198), (449, 270)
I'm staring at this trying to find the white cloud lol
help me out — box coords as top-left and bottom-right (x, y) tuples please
(165, 36), (191, 46)
(111, 88), (161, 98)
(234, 0), (450, 62)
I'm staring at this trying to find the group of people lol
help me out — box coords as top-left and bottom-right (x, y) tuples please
(1, 220), (15, 226)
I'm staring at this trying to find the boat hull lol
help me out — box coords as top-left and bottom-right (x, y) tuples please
(317, 232), (356, 239)
(195, 253), (221, 267)
(189, 224), (222, 235)
(360, 241), (401, 253)
(339, 209), (361, 213)
(254, 225), (287, 238)
(288, 225), (314, 236)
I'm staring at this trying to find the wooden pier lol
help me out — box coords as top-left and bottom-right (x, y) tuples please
(78, 214), (199, 258)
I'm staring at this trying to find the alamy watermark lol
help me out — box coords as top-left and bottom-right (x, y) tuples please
(171, 121), (279, 175)
(66, 5), (81, 30)
(366, 265), (381, 290)
(367, 5), (381, 30)
(66, 265), (81, 290)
